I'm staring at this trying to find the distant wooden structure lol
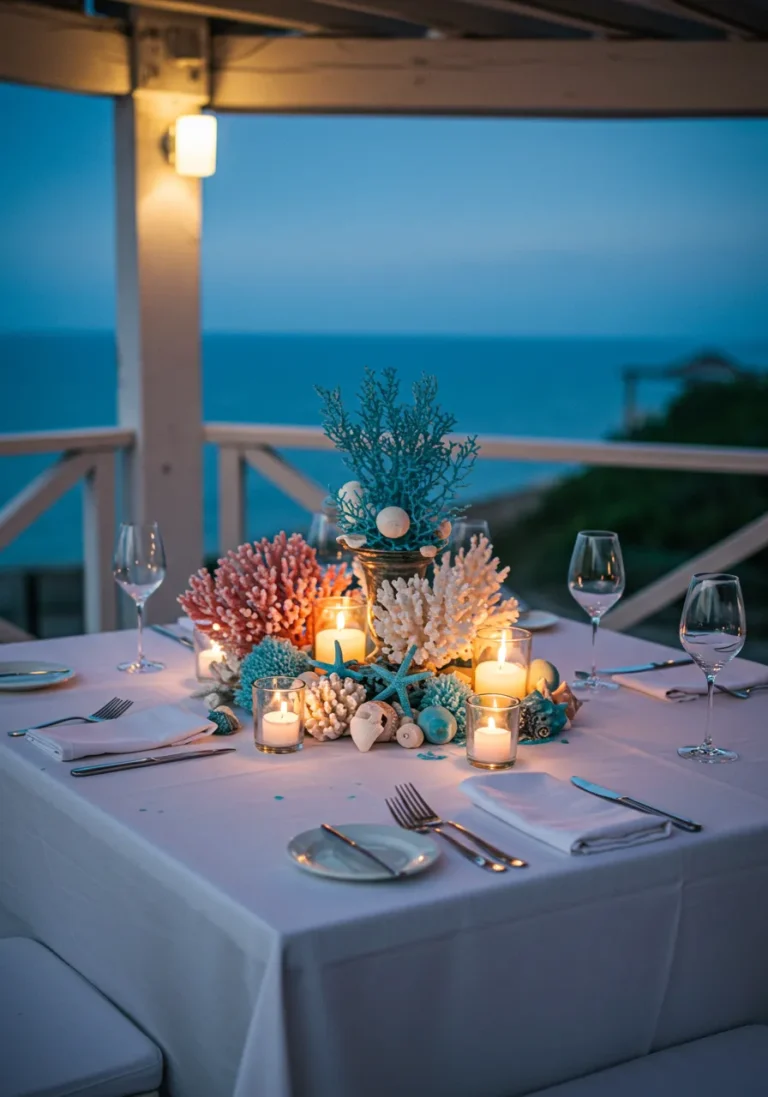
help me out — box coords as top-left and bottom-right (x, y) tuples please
(1, 0), (768, 637)
(622, 351), (756, 430)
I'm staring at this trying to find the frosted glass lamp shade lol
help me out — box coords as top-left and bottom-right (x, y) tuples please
(173, 114), (217, 177)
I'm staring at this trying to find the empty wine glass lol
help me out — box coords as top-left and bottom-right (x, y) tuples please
(568, 530), (625, 691)
(678, 573), (745, 764)
(451, 519), (490, 555)
(113, 521), (167, 673)
(307, 508), (349, 568)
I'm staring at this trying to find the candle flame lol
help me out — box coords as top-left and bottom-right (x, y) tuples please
(336, 611), (346, 630)
(488, 716), (496, 730)
(280, 700), (288, 716)
(497, 635), (507, 669)
(211, 641), (222, 657)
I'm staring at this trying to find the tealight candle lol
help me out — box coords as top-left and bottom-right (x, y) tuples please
(313, 598), (367, 664)
(261, 699), (301, 748)
(253, 677), (305, 754)
(466, 694), (520, 771)
(194, 629), (224, 681)
(472, 628), (532, 700)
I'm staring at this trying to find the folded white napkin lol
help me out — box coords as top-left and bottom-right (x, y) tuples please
(176, 616), (195, 637)
(612, 657), (768, 702)
(26, 704), (215, 762)
(461, 772), (671, 855)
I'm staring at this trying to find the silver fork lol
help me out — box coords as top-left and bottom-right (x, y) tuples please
(7, 697), (134, 738)
(396, 783), (528, 869)
(386, 796), (507, 873)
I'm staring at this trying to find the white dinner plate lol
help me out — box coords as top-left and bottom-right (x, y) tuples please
(518, 610), (559, 632)
(0, 661), (76, 692)
(288, 824), (440, 882)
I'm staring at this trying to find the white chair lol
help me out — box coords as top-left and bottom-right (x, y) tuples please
(0, 937), (163, 1097)
(525, 1025), (768, 1097)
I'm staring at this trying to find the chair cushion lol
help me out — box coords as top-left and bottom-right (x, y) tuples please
(526, 1025), (768, 1097)
(0, 937), (162, 1097)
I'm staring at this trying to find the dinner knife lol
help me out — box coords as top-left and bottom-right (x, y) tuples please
(0, 667), (70, 678)
(321, 823), (402, 878)
(71, 747), (236, 777)
(576, 658), (693, 676)
(149, 624), (195, 650)
(571, 776), (702, 832)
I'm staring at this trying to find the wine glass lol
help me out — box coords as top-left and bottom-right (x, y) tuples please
(568, 530), (625, 691)
(678, 573), (745, 764)
(113, 522), (167, 673)
(451, 519), (490, 555)
(307, 508), (349, 568)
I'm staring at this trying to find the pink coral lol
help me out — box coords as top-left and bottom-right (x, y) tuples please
(179, 532), (352, 658)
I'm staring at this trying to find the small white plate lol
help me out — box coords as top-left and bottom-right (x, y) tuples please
(518, 610), (559, 632)
(288, 824), (440, 882)
(0, 661), (75, 692)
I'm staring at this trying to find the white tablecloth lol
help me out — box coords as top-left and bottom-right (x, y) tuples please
(1, 622), (767, 1097)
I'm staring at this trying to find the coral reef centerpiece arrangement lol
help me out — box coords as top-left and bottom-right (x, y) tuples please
(179, 369), (584, 751)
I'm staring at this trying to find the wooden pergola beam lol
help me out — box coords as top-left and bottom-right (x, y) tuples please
(0, 2), (130, 96)
(212, 37), (768, 116)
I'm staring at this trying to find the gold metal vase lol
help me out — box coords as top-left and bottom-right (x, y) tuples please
(353, 548), (430, 662)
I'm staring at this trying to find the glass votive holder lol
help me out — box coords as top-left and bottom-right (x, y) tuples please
(254, 676), (306, 755)
(194, 627), (225, 682)
(466, 694), (521, 771)
(472, 626), (532, 699)
(313, 596), (367, 664)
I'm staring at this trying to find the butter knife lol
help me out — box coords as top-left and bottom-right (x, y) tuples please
(321, 823), (402, 878)
(571, 776), (702, 832)
(71, 747), (235, 777)
(576, 658), (693, 676)
(0, 667), (70, 678)
(149, 625), (194, 651)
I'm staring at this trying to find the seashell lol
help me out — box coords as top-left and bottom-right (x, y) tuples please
(417, 705), (457, 745)
(420, 545), (438, 558)
(552, 681), (583, 723)
(437, 520), (452, 540)
(349, 700), (398, 752)
(345, 534), (368, 549)
(396, 723), (425, 749)
(339, 480), (363, 506)
(393, 701), (418, 728)
(298, 670), (320, 687)
(204, 691), (222, 710)
(529, 658), (560, 691)
(375, 506), (411, 540)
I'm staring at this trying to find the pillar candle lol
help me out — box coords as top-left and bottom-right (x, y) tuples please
(474, 659), (528, 699)
(315, 612), (366, 664)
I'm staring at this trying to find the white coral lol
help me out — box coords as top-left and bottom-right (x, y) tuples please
(373, 535), (519, 670)
(304, 673), (368, 741)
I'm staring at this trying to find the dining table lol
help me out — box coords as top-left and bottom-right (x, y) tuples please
(1, 619), (767, 1097)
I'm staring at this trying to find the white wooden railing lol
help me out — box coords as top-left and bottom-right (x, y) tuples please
(0, 427), (135, 633)
(0, 422), (766, 636)
(204, 422), (768, 632)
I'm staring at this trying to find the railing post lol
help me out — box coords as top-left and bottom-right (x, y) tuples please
(83, 451), (117, 633)
(115, 9), (208, 622)
(218, 446), (245, 552)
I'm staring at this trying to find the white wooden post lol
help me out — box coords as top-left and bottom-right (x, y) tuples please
(83, 451), (117, 633)
(218, 446), (245, 552)
(116, 9), (209, 623)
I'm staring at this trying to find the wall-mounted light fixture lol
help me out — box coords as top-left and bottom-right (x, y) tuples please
(165, 113), (217, 178)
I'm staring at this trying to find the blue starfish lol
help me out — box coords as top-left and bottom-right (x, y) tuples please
(308, 640), (367, 682)
(368, 645), (432, 718)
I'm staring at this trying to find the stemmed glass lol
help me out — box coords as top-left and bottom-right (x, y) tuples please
(308, 508), (349, 568)
(678, 573), (745, 763)
(568, 530), (625, 691)
(113, 522), (167, 674)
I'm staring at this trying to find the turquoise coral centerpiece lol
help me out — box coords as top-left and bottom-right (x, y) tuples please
(317, 368), (478, 555)
(235, 637), (311, 713)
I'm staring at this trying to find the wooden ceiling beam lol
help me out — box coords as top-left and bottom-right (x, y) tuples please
(212, 36), (768, 116)
(127, 0), (422, 35)
(0, 2), (130, 95)
(459, 0), (725, 37)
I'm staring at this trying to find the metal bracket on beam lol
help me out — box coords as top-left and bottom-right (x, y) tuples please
(131, 7), (210, 101)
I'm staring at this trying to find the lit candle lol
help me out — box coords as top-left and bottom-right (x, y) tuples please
(472, 716), (513, 766)
(315, 611), (366, 664)
(197, 640), (223, 679)
(261, 698), (301, 749)
(474, 636), (528, 699)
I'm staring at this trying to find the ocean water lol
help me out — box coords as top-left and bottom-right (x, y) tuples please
(2, 331), (767, 567)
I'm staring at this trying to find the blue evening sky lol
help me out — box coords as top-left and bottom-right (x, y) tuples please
(0, 81), (767, 337)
